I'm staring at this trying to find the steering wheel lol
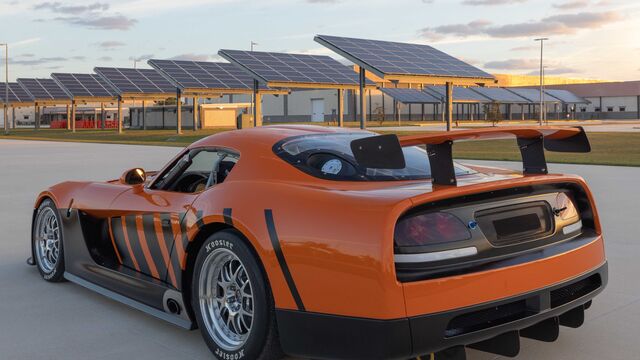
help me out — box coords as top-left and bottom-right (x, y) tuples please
(172, 173), (208, 193)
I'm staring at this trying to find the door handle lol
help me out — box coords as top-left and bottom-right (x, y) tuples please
(162, 219), (171, 227)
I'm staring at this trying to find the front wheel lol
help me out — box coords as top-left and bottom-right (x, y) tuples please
(32, 198), (66, 282)
(192, 230), (283, 360)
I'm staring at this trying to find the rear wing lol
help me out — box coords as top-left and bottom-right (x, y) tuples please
(350, 126), (590, 186)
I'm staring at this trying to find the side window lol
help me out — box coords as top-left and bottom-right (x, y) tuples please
(150, 149), (238, 193)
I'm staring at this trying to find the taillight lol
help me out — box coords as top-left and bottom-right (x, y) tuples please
(394, 212), (471, 247)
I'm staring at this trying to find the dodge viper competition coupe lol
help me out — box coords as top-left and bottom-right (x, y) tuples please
(30, 125), (607, 360)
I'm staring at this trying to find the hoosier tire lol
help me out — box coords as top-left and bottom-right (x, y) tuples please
(32, 198), (66, 282)
(192, 230), (283, 360)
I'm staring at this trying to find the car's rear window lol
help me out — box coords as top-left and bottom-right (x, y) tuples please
(274, 133), (474, 181)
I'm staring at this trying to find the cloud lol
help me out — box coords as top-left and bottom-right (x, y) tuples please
(34, 2), (137, 30)
(11, 56), (68, 66)
(527, 67), (580, 75)
(168, 53), (223, 61)
(129, 54), (155, 62)
(12, 38), (42, 47)
(552, 1), (589, 9)
(54, 15), (137, 30)
(95, 41), (125, 49)
(19, 53), (36, 58)
(461, 0), (526, 5)
(510, 45), (534, 51)
(71, 56), (86, 60)
(420, 11), (621, 40)
(33, 2), (109, 14)
(97, 56), (113, 61)
(484, 58), (539, 70)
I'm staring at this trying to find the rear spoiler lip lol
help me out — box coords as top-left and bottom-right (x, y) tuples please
(398, 126), (588, 147)
(351, 126), (590, 186)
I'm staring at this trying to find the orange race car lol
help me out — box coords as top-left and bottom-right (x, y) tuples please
(30, 125), (607, 360)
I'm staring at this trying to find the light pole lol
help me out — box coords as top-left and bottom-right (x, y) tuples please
(534, 38), (548, 126)
(1, 43), (8, 135)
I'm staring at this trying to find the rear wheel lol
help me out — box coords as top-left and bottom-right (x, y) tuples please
(32, 199), (65, 282)
(192, 230), (283, 360)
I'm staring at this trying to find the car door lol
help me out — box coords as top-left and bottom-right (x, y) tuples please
(108, 148), (230, 288)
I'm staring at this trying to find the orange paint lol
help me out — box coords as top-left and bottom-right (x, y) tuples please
(153, 213), (178, 288)
(35, 125), (607, 320)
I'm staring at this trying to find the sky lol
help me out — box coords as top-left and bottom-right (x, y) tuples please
(0, 0), (638, 82)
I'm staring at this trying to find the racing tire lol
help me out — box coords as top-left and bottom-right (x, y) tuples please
(32, 199), (66, 282)
(192, 230), (283, 360)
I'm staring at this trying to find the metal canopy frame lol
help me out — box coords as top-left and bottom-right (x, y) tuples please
(148, 59), (288, 133)
(51, 73), (119, 133)
(218, 49), (375, 129)
(94, 67), (180, 132)
(315, 35), (497, 130)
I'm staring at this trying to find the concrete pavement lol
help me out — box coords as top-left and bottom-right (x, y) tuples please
(0, 139), (638, 359)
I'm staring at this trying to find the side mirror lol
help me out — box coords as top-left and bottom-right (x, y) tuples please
(120, 168), (146, 185)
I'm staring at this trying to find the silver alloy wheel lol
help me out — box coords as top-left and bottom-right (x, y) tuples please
(199, 247), (254, 351)
(35, 207), (60, 274)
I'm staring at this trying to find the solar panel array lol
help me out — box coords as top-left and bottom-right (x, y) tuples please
(315, 35), (494, 79)
(542, 89), (588, 104)
(52, 73), (117, 98)
(218, 49), (363, 86)
(425, 86), (490, 102)
(148, 59), (265, 90)
(17, 78), (70, 101)
(95, 67), (176, 94)
(0, 82), (34, 103)
(380, 88), (441, 104)
(505, 88), (560, 103)
(469, 87), (531, 103)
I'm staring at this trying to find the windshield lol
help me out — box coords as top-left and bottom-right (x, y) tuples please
(275, 133), (474, 181)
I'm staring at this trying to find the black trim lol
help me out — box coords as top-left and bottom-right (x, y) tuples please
(427, 141), (456, 186)
(518, 136), (547, 174)
(275, 262), (607, 359)
(544, 126), (591, 153)
(264, 209), (305, 311)
(223, 208), (233, 225)
(350, 134), (406, 169)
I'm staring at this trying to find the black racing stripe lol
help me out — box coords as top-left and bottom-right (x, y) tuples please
(195, 209), (205, 229)
(163, 213), (183, 289)
(223, 208), (233, 225)
(142, 213), (167, 280)
(264, 209), (305, 311)
(110, 217), (133, 268)
(125, 215), (152, 276)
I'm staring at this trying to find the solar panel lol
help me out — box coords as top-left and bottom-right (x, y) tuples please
(95, 67), (176, 94)
(218, 49), (364, 86)
(17, 78), (70, 101)
(425, 86), (490, 102)
(0, 82), (34, 103)
(380, 88), (441, 104)
(315, 35), (494, 80)
(542, 89), (588, 104)
(469, 87), (531, 103)
(148, 59), (267, 90)
(505, 88), (560, 103)
(51, 73), (117, 98)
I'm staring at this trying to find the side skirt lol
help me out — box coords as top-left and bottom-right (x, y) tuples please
(65, 272), (193, 330)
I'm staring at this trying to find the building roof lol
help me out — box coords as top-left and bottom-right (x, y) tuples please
(523, 81), (640, 98)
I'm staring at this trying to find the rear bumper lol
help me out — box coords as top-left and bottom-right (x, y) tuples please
(276, 261), (608, 360)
